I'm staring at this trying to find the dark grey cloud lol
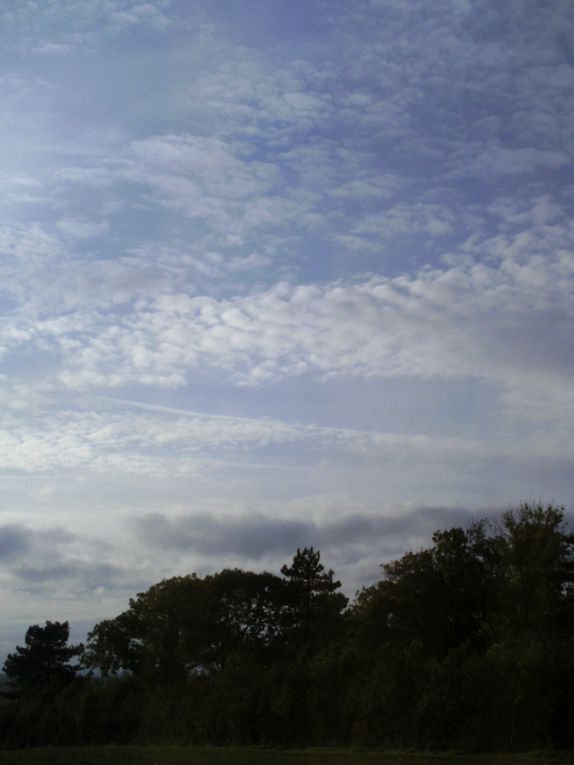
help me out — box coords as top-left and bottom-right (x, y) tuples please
(0, 523), (124, 595)
(14, 560), (121, 588)
(133, 505), (486, 565)
(0, 525), (32, 561)
(134, 504), (574, 588)
(134, 512), (313, 560)
(0, 524), (74, 562)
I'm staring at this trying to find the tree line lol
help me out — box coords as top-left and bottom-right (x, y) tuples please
(1, 502), (573, 751)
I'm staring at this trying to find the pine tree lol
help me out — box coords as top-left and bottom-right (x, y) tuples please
(280, 547), (347, 653)
(3, 621), (82, 693)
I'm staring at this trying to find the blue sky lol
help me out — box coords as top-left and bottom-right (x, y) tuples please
(0, 0), (573, 656)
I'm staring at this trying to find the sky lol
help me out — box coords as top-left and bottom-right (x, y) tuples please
(0, 0), (573, 658)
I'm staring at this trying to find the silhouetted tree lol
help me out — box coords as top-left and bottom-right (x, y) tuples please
(277, 547), (348, 744)
(84, 569), (285, 681)
(353, 523), (494, 657)
(3, 621), (81, 693)
(349, 503), (574, 750)
(481, 504), (574, 749)
(489, 503), (574, 639)
(280, 546), (348, 653)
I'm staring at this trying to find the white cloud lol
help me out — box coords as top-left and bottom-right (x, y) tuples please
(32, 42), (74, 56)
(0, 224), (66, 264)
(39, 241), (569, 417)
(350, 203), (455, 240)
(0, 403), (489, 475)
(329, 176), (402, 202)
(127, 134), (279, 211)
(0, 0), (172, 53)
(448, 145), (570, 179)
(56, 217), (110, 241)
(55, 166), (117, 189)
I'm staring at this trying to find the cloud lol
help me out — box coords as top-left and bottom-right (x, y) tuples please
(0, 521), (125, 596)
(132, 505), (488, 568)
(133, 503), (574, 591)
(2, 193), (571, 444)
(0, 397), (569, 511)
(32, 42), (74, 57)
(108, 3), (171, 33)
(1, 0), (172, 54)
(134, 512), (311, 560)
(56, 218), (110, 241)
(14, 560), (121, 587)
(54, 167), (117, 190)
(329, 176), (402, 202)
(349, 203), (456, 241)
(0, 402), (496, 476)
(122, 134), (284, 233)
(42, 238), (571, 415)
(0, 223), (67, 265)
(448, 145), (570, 179)
(0, 525), (31, 561)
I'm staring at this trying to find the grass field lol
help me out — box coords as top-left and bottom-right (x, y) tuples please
(0, 747), (571, 765)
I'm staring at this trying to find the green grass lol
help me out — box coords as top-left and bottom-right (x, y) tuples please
(0, 747), (571, 765)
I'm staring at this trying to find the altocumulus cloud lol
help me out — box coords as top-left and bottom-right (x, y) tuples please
(53, 242), (574, 406)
